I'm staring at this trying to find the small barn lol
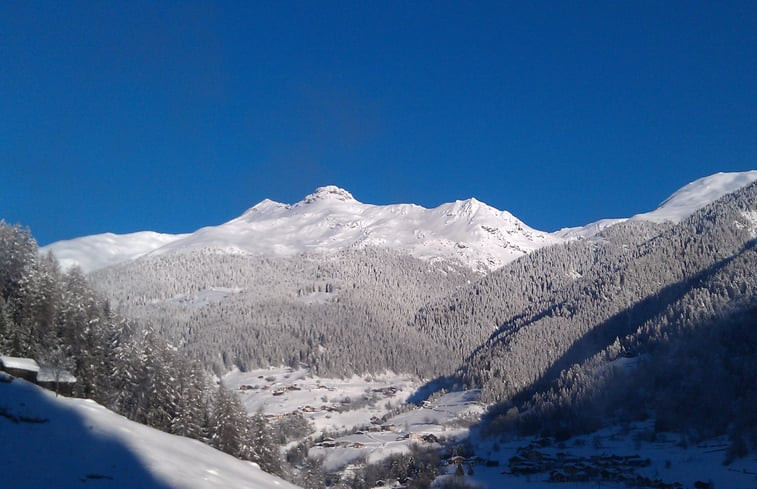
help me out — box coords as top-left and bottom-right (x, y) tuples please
(37, 366), (77, 396)
(0, 356), (40, 383)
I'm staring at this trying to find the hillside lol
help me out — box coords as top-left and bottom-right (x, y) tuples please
(57, 171), (757, 381)
(4, 171), (757, 488)
(0, 373), (299, 489)
(459, 181), (757, 404)
(90, 248), (475, 377)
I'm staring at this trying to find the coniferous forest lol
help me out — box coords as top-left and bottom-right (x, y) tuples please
(0, 222), (283, 476)
(1, 180), (756, 487)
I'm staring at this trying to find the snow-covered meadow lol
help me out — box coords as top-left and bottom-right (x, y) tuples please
(223, 367), (420, 434)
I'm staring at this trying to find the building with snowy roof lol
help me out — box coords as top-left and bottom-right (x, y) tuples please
(37, 366), (77, 396)
(0, 356), (77, 395)
(0, 356), (40, 383)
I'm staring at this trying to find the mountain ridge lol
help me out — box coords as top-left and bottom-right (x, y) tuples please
(42, 171), (757, 273)
(44, 185), (561, 273)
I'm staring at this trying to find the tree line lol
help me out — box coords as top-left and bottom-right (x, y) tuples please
(0, 221), (283, 476)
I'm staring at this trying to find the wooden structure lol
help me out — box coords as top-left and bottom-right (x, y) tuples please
(0, 356), (40, 382)
(0, 355), (77, 395)
(37, 366), (77, 396)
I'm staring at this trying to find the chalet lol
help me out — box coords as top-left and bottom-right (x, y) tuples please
(0, 356), (40, 382)
(318, 437), (338, 448)
(37, 367), (77, 396)
(421, 433), (439, 443)
(0, 356), (78, 396)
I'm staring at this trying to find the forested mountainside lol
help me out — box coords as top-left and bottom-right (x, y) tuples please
(409, 181), (756, 447)
(512, 246), (756, 447)
(457, 181), (757, 404)
(411, 220), (670, 358)
(0, 222), (286, 478)
(88, 180), (757, 392)
(91, 249), (476, 376)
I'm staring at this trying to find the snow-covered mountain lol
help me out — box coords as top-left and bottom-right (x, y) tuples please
(44, 231), (188, 272)
(553, 170), (757, 239)
(0, 373), (299, 489)
(630, 170), (757, 223)
(42, 171), (757, 273)
(43, 186), (561, 273)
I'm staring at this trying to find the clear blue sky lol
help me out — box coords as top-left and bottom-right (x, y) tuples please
(2, 1), (755, 245)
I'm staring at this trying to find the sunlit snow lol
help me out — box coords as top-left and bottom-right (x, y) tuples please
(0, 373), (300, 489)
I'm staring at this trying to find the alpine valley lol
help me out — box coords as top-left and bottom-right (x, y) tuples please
(2, 171), (756, 488)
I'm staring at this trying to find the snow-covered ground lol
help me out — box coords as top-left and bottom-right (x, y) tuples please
(41, 230), (188, 273)
(631, 170), (757, 224)
(223, 367), (420, 434)
(7, 364), (753, 489)
(223, 368), (487, 474)
(311, 390), (484, 473)
(451, 421), (757, 489)
(0, 372), (300, 489)
(224, 367), (757, 488)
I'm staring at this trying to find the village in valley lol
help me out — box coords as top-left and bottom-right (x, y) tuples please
(223, 366), (483, 478)
(220, 366), (757, 489)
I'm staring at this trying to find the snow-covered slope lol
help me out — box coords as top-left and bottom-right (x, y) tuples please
(631, 170), (757, 223)
(554, 170), (757, 239)
(42, 231), (188, 273)
(43, 186), (561, 273)
(552, 218), (627, 240)
(148, 186), (560, 273)
(43, 172), (757, 272)
(0, 373), (299, 489)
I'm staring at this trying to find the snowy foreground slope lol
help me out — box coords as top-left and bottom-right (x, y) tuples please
(0, 373), (299, 489)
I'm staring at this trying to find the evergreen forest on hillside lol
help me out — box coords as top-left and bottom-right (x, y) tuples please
(2, 181), (756, 487)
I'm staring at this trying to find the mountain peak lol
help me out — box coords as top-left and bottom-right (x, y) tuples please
(441, 197), (499, 217)
(302, 186), (357, 204)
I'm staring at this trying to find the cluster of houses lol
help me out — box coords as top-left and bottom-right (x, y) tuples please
(0, 355), (77, 396)
(503, 441), (683, 488)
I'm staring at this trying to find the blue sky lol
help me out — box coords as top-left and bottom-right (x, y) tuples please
(2, 1), (755, 245)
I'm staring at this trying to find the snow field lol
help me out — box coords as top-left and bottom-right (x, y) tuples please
(0, 373), (299, 489)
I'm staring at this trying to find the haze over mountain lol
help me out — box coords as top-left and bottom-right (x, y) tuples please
(41, 171), (757, 274)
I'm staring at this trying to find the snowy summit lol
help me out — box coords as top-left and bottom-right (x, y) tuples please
(43, 186), (561, 273)
(41, 171), (757, 273)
